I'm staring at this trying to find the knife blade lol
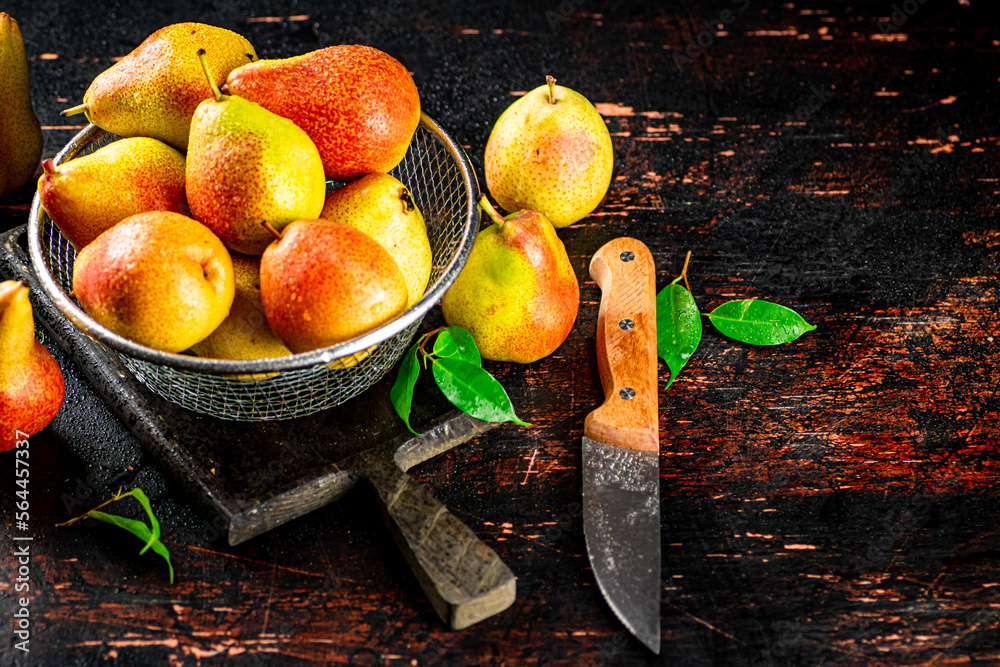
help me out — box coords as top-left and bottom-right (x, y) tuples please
(583, 237), (661, 654)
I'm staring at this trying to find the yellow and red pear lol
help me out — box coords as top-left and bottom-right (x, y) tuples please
(260, 220), (408, 354)
(72, 211), (235, 353)
(186, 50), (325, 255)
(485, 76), (613, 228)
(38, 137), (188, 249)
(319, 173), (432, 309)
(226, 45), (420, 182)
(61, 23), (257, 151)
(187, 252), (291, 362)
(0, 281), (65, 452)
(0, 13), (42, 197)
(441, 197), (579, 363)
(230, 251), (264, 304)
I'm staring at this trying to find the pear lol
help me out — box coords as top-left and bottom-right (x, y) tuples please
(38, 137), (188, 249)
(187, 293), (291, 362)
(188, 252), (291, 362)
(0, 281), (65, 452)
(260, 220), (408, 354)
(441, 197), (579, 363)
(230, 251), (265, 304)
(227, 45), (420, 182)
(485, 76), (613, 228)
(0, 14), (42, 197)
(73, 211), (235, 354)
(320, 173), (432, 309)
(186, 49), (326, 255)
(62, 23), (257, 151)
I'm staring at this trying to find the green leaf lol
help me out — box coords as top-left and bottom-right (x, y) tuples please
(56, 488), (174, 583)
(431, 357), (530, 427)
(390, 340), (422, 435)
(144, 538), (174, 584)
(433, 326), (481, 366)
(85, 511), (174, 583)
(128, 488), (159, 555)
(656, 282), (702, 389)
(86, 510), (153, 536)
(708, 299), (817, 345)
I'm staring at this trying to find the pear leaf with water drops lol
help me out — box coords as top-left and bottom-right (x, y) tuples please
(391, 326), (530, 433)
(656, 280), (702, 389)
(431, 357), (530, 427)
(707, 298), (816, 345)
(433, 326), (481, 366)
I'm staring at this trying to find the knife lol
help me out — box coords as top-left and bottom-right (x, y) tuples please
(583, 237), (661, 654)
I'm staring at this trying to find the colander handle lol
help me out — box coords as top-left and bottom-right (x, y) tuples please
(359, 453), (516, 629)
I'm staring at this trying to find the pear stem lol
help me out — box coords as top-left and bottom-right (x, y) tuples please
(61, 103), (88, 117)
(478, 195), (506, 227)
(261, 220), (283, 241)
(196, 49), (224, 103)
(417, 326), (445, 359)
(680, 250), (693, 295)
(42, 159), (56, 176)
(546, 75), (557, 104)
(54, 488), (125, 527)
(399, 187), (415, 212)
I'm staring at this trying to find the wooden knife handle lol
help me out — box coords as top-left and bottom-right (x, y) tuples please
(361, 454), (516, 630)
(584, 237), (659, 451)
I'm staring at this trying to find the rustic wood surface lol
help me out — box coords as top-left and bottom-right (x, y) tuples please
(2, 1), (999, 665)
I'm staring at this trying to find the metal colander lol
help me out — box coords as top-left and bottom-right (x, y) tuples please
(28, 114), (479, 421)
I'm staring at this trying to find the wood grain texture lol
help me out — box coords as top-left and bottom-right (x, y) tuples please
(584, 237), (659, 452)
(1, 0), (999, 665)
(351, 448), (516, 630)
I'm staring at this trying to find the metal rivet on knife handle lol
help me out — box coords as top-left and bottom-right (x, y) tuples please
(619, 318), (634, 331)
(620, 387), (636, 400)
(620, 251), (635, 262)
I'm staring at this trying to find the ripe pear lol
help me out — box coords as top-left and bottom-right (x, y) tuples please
(260, 220), (408, 354)
(485, 76), (613, 228)
(62, 23), (257, 151)
(0, 281), (65, 452)
(73, 211), (235, 353)
(38, 137), (188, 250)
(187, 252), (291, 362)
(0, 14), (42, 197)
(187, 50), (326, 255)
(187, 293), (291, 362)
(441, 197), (579, 363)
(230, 251), (264, 304)
(320, 173), (432, 309)
(227, 45), (420, 182)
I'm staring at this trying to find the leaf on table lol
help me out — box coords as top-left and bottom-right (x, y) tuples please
(431, 357), (530, 427)
(708, 298), (817, 345)
(86, 510), (174, 583)
(128, 487), (160, 554)
(656, 282), (702, 388)
(390, 340), (422, 435)
(56, 488), (174, 583)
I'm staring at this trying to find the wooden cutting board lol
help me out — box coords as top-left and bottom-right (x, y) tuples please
(0, 224), (515, 629)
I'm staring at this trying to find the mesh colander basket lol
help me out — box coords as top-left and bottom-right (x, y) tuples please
(28, 114), (479, 421)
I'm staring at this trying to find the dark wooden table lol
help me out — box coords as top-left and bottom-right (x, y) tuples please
(2, 1), (999, 664)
